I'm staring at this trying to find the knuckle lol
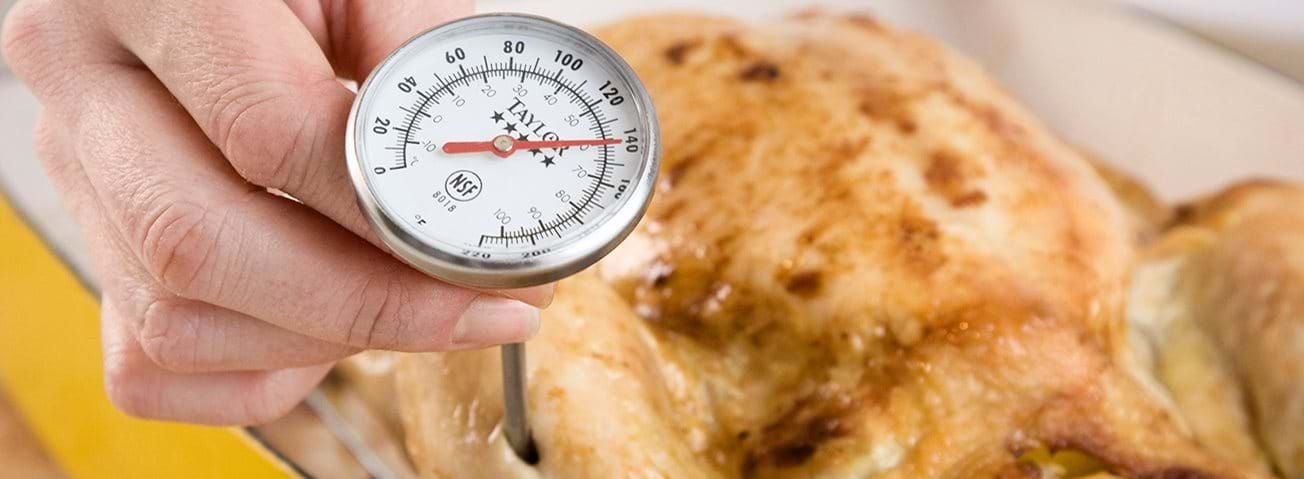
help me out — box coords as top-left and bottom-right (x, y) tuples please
(102, 347), (162, 420)
(31, 115), (59, 158)
(1, 0), (55, 73)
(137, 299), (201, 373)
(31, 115), (78, 182)
(210, 77), (336, 192)
(138, 200), (225, 297)
(336, 272), (415, 349)
(211, 84), (290, 185)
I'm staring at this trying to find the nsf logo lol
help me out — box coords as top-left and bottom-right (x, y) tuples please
(444, 170), (483, 202)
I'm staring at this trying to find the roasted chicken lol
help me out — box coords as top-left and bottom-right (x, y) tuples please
(393, 12), (1302, 479)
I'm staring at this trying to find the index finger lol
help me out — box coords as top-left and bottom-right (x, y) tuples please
(92, 0), (366, 234)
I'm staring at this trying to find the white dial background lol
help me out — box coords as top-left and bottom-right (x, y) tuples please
(353, 17), (652, 268)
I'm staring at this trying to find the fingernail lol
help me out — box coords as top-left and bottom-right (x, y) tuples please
(452, 296), (541, 348)
(502, 283), (557, 308)
(533, 283), (557, 308)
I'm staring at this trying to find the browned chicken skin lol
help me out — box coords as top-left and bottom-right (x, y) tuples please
(394, 12), (1298, 478)
(1129, 182), (1304, 478)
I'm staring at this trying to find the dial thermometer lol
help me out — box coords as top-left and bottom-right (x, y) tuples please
(345, 13), (659, 461)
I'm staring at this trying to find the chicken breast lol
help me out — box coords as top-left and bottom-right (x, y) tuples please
(396, 12), (1272, 478)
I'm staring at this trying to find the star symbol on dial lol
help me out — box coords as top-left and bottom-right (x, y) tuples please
(529, 149), (542, 156)
(541, 156), (556, 167)
(503, 122), (517, 133)
(516, 133), (530, 141)
(490, 111), (505, 123)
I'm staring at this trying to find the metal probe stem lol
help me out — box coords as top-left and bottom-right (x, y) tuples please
(501, 342), (536, 462)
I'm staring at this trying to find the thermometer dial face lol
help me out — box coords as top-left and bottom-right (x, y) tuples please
(347, 14), (659, 288)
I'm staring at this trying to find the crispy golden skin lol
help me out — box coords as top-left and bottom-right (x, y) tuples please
(396, 12), (1275, 478)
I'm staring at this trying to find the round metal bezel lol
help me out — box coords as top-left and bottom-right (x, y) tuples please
(346, 13), (660, 289)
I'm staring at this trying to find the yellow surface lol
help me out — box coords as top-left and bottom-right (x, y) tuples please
(0, 197), (295, 478)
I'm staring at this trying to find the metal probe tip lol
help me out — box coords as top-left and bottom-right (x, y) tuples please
(501, 343), (538, 464)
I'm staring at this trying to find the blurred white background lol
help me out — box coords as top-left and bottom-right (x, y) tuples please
(1118, 0), (1304, 81)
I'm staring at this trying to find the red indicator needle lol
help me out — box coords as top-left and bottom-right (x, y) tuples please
(440, 140), (497, 154)
(441, 135), (621, 158)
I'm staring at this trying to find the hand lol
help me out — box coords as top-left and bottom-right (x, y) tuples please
(2, 0), (554, 425)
